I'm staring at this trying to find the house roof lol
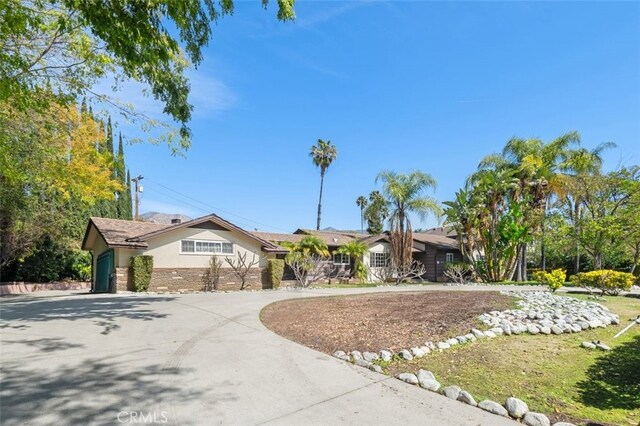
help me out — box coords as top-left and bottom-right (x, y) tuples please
(82, 217), (171, 249)
(83, 214), (284, 252)
(423, 226), (457, 238)
(412, 233), (459, 250)
(293, 229), (358, 246)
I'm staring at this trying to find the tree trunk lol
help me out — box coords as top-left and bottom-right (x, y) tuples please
(316, 172), (324, 230)
(573, 201), (581, 274)
(521, 244), (528, 281)
(540, 195), (549, 271)
(515, 245), (523, 282)
(360, 207), (364, 233)
(594, 252), (602, 270)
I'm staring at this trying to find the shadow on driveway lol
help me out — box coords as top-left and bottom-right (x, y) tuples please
(0, 358), (236, 426)
(0, 296), (175, 335)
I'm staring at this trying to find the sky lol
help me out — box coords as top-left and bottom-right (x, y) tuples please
(111, 1), (640, 233)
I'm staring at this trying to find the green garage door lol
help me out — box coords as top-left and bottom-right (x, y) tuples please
(95, 249), (114, 293)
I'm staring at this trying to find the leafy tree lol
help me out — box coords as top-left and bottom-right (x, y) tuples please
(0, 100), (120, 275)
(1, 0), (295, 150)
(310, 139), (337, 230)
(557, 142), (616, 273)
(364, 190), (388, 234)
(376, 170), (441, 273)
(356, 195), (367, 233)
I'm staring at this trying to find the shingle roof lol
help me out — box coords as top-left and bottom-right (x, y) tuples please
(87, 217), (171, 248)
(293, 229), (358, 246)
(412, 233), (459, 250)
(85, 214), (284, 252)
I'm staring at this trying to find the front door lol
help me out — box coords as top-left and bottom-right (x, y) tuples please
(95, 249), (114, 293)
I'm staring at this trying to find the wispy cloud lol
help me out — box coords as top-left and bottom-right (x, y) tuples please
(294, 1), (372, 29)
(90, 70), (237, 123)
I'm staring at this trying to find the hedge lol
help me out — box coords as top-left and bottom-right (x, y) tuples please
(533, 269), (566, 293)
(267, 259), (284, 290)
(131, 255), (154, 292)
(570, 269), (635, 296)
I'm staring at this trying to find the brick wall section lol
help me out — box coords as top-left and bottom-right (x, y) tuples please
(115, 267), (269, 292)
(115, 267), (132, 292)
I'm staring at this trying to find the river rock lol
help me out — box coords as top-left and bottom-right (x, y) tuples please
(523, 412), (551, 426)
(505, 397), (528, 419)
(478, 400), (509, 417)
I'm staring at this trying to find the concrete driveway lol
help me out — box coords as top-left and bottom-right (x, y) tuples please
(0, 286), (523, 425)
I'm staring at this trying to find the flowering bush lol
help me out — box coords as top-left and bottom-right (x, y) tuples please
(533, 269), (566, 292)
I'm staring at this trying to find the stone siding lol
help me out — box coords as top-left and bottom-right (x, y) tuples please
(114, 267), (269, 292)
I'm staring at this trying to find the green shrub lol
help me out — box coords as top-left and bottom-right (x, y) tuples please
(533, 269), (566, 292)
(267, 259), (284, 289)
(571, 270), (635, 296)
(130, 255), (154, 292)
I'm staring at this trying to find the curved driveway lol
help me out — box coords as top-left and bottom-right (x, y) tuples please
(0, 286), (526, 425)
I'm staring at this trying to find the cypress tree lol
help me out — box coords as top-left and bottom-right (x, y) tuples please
(116, 133), (129, 219)
(125, 169), (133, 220)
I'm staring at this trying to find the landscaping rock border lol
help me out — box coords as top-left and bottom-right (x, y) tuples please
(330, 291), (617, 426)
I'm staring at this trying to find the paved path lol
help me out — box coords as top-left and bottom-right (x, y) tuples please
(0, 286), (533, 425)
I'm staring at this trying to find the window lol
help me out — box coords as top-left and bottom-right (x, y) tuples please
(446, 252), (454, 263)
(370, 252), (389, 268)
(332, 253), (350, 265)
(180, 239), (234, 255)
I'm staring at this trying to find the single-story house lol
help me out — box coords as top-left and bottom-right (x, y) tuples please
(251, 228), (462, 283)
(82, 214), (462, 293)
(81, 214), (285, 292)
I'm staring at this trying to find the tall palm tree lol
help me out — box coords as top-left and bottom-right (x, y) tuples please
(310, 139), (337, 230)
(356, 196), (367, 233)
(376, 170), (442, 270)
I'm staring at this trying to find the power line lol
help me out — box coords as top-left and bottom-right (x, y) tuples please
(143, 180), (291, 233)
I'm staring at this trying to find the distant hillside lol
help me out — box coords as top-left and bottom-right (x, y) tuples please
(139, 211), (192, 224)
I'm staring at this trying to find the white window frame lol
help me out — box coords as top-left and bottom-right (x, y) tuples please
(332, 253), (350, 266)
(180, 239), (234, 255)
(370, 252), (389, 268)
(446, 252), (454, 263)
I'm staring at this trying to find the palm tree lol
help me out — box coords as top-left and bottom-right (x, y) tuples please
(310, 139), (338, 230)
(356, 196), (368, 233)
(376, 170), (441, 271)
(283, 235), (330, 257)
(336, 241), (369, 281)
(478, 132), (580, 279)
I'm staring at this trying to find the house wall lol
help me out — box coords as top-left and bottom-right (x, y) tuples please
(365, 242), (392, 282)
(108, 226), (275, 292)
(412, 245), (463, 282)
(113, 266), (268, 292)
(145, 227), (270, 268)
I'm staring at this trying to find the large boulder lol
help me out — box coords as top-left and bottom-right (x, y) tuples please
(417, 369), (441, 391)
(505, 397), (528, 419)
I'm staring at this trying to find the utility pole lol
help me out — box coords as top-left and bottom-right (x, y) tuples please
(132, 175), (144, 221)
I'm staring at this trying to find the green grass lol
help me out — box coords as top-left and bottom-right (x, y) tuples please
(382, 294), (640, 425)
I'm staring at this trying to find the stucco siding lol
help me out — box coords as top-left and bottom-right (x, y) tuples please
(135, 226), (268, 269)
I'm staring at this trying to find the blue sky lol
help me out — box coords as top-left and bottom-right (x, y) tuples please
(115, 1), (640, 233)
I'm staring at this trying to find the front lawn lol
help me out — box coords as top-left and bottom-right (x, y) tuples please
(382, 294), (640, 426)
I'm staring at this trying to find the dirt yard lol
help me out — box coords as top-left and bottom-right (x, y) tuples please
(260, 291), (515, 353)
